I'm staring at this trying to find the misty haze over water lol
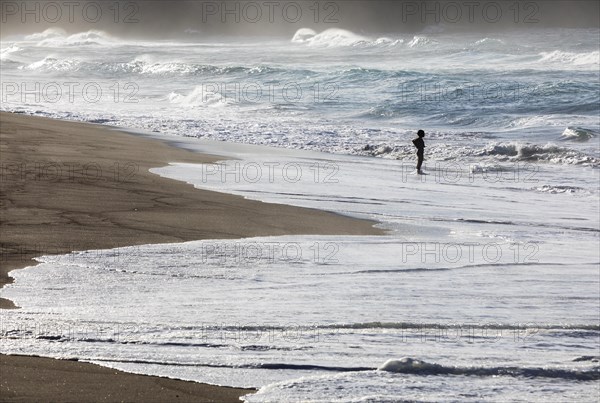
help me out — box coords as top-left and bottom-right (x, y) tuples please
(2, 0), (599, 39)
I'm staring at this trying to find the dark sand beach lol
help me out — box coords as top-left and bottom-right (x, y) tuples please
(0, 112), (383, 402)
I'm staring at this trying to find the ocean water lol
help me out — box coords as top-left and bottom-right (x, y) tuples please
(1, 27), (600, 401)
(1, 26), (599, 162)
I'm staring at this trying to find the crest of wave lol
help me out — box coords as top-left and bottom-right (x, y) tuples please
(24, 28), (115, 46)
(126, 54), (199, 75)
(167, 85), (232, 108)
(20, 56), (80, 72)
(477, 141), (599, 166)
(560, 127), (598, 142)
(23, 27), (66, 40)
(539, 50), (600, 68)
(0, 44), (20, 61)
(407, 35), (439, 48)
(291, 28), (401, 48)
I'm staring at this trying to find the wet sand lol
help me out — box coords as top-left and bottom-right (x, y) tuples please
(0, 112), (383, 402)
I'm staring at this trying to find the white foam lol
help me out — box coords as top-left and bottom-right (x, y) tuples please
(378, 357), (432, 372)
(477, 141), (599, 166)
(0, 44), (21, 60)
(539, 50), (600, 68)
(21, 56), (80, 72)
(292, 28), (412, 48)
(24, 29), (116, 47)
(407, 35), (438, 48)
(24, 27), (66, 41)
(167, 85), (232, 107)
(295, 28), (369, 47)
(291, 28), (399, 48)
(291, 28), (317, 43)
(561, 127), (597, 142)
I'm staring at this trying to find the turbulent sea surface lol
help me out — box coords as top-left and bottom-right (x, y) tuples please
(1, 27), (599, 401)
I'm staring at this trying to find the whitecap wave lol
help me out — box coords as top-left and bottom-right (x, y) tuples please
(407, 35), (439, 48)
(167, 85), (233, 107)
(354, 140), (598, 167)
(474, 37), (505, 46)
(24, 27), (66, 41)
(560, 127), (597, 142)
(291, 28), (401, 48)
(25, 29), (115, 46)
(466, 37), (507, 51)
(18, 55), (274, 77)
(292, 28), (369, 47)
(20, 56), (81, 72)
(477, 142), (599, 166)
(534, 185), (590, 195)
(539, 50), (600, 68)
(291, 28), (318, 43)
(0, 44), (21, 60)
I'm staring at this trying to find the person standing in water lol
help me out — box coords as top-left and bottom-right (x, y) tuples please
(412, 129), (426, 174)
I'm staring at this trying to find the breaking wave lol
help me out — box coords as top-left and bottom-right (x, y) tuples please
(560, 126), (598, 142)
(355, 140), (599, 167)
(25, 28), (116, 47)
(0, 44), (21, 61)
(291, 28), (402, 48)
(20, 55), (287, 78)
(534, 185), (591, 194)
(377, 357), (599, 381)
(407, 35), (439, 48)
(167, 85), (233, 107)
(81, 356), (600, 381)
(290, 28), (436, 49)
(292, 28), (371, 47)
(539, 50), (600, 69)
(475, 142), (599, 166)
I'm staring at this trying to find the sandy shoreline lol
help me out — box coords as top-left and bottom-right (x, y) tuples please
(0, 354), (255, 403)
(0, 112), (383, 402)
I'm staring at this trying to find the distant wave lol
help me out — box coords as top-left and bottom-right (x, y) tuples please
(21, 56), (81, 72)
(4, 28), (599, 170)
(25, 28), (116, 47)
(291, 28), (402, 48)
(407, 35), (438, 48)
(539, 50), (600, 68)
(292, 28), (369, 47)
(473, 37), (506, 47)
(23, 27), (66, 41)
(20, 55), (290, 78)
(0, 44), (21, 60)
(291, 28), (440, 49)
